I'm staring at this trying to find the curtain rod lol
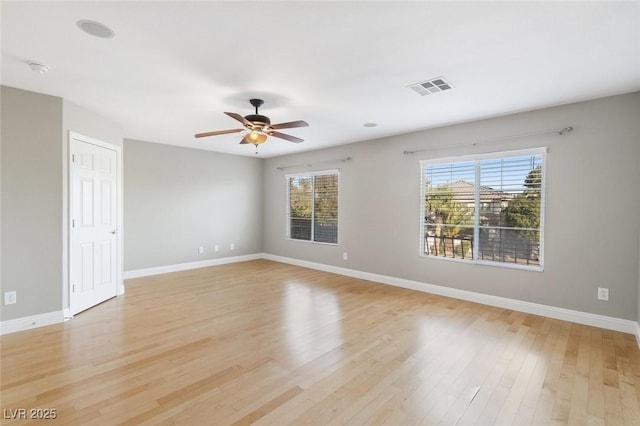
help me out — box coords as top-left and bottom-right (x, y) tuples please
(276, 156), (352, 171)
(403, 126), (573, 155)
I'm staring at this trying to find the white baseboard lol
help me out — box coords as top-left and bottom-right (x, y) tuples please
(4, 254), (635, 340)
(123, 253), (264, 280)
(0, 311), (65, 335)
(263, 254), (638, 336)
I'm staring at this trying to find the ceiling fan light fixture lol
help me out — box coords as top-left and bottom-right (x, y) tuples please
(245, 130), (268, 145)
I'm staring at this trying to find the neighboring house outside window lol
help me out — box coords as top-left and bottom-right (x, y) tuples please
(421, 148), (545, 270)
(287, 170), (338, 244)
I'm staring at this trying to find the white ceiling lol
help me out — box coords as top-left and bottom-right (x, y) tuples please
(2, 1), (639, 158)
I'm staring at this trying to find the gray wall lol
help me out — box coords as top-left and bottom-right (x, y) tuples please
(263, 92), (640, 320)
(123, 139), (263, 271)
(1, 86), (63, 321)
(0, 87), (123, 322)
(63, 100), (124, 148)
(2, 85), (639, 325)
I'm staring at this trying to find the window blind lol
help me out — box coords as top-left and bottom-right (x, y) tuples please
(422, 149), (545, 268)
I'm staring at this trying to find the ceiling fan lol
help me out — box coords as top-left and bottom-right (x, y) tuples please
(195, 98), (309, 149)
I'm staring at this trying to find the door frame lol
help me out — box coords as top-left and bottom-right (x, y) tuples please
(67, 131), (123, 317)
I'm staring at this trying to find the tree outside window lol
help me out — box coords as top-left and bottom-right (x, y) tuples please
(288, 172), (338, 244)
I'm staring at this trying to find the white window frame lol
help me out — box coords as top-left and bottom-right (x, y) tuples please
(419, 147), (546, 271)
(285, 169), (339, 245)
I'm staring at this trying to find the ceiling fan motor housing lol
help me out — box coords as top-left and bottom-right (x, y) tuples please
(244, 114), (271, 127)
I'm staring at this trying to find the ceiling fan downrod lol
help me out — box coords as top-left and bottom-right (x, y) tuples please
(245, 99), (270, 128)
(249, 98), (264, 115)
(248, 98), (264, 155)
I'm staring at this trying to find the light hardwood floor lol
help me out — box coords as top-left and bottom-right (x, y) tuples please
(2, 259), (640, 425)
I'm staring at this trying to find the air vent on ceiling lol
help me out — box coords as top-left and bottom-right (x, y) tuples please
(408, 76), (454, 96)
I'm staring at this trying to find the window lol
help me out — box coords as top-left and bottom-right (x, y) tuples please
(287, 170), (338, 244)
(421, 148), (545, 269)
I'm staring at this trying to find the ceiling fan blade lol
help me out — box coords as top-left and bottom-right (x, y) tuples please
(225, 112), (251, 127)
(269, 131), (304, 143)
(270, 120), (309, 130)
(195, 128), (244, 138)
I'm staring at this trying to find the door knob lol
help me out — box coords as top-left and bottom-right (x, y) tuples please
(111, 229), (117, 235)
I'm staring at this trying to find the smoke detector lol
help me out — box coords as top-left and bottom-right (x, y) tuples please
(27, 61), (49, 74)
(408, 77), (454, 96)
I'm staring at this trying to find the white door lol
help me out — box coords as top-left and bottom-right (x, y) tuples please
(70, 137), (118, 315)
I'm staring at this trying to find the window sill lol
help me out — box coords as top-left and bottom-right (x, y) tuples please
(420, 254), (544, 272)
(287, 238), (339, 247)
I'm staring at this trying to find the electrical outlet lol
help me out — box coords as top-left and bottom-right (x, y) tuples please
(230, 243), (235, 251)
(597, 287), (609, 301)
(214, 244), (219, 252)
(4, 291), (17, 305)
(343, 252), (348, 261)
(198, 246), (204, 254)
